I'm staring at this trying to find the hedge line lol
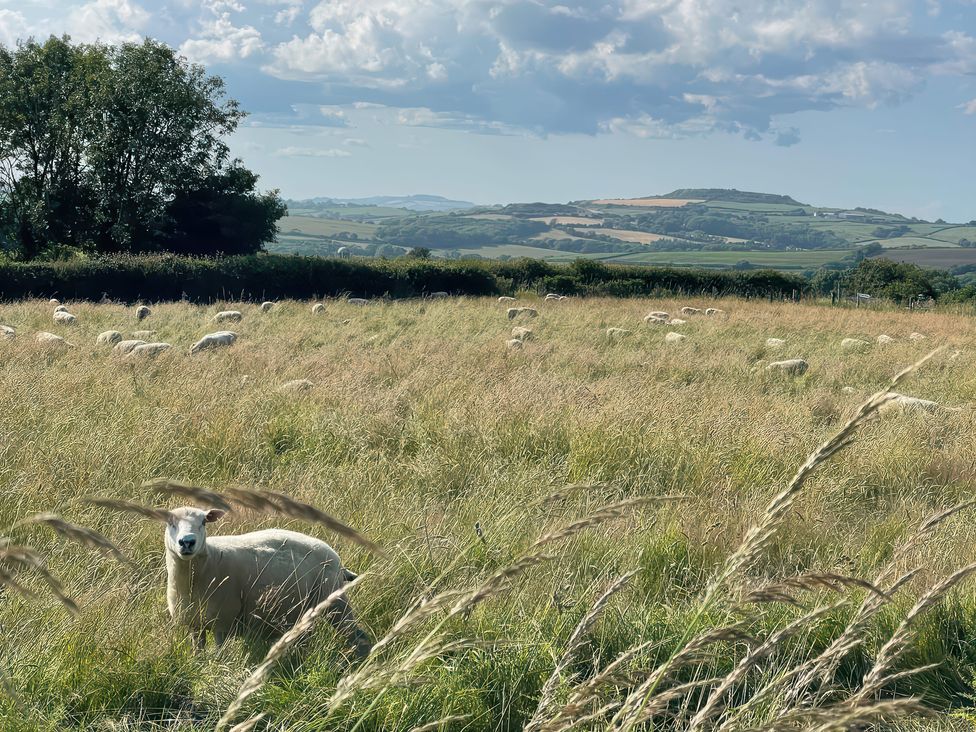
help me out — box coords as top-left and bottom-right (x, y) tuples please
(0, 254), (807, 303)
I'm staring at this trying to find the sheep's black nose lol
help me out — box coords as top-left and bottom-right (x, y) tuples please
(178, 537), (196, 550)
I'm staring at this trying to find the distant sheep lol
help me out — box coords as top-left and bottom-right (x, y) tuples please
(212, 311), (243, 324)
(498, 296), (517, 303)
(668, 318), (687, 326)
(877, 392), (961, 417)
(765, 358), (809, 376)
(336, 247), (351, 258)
(841, 338), (870, 350)
(347, 298), (368, 306)
(278, 379), (314, 393)
(606, 327), (631, 340)
(680, 307), (702, 316)
(48, 298), (60, 305)
(36, 332), (69, 347)
(507, 307), (538, 320)
(766, 338), (786, 349)
(1, 325), (15, 340)
(511, 326), (533, 341)
(647, 311), (669, 320)
(665, 332), (686, 344)
(644, 314), (667, 325)
(126, 343), (171, 359)
(705, 308), (724, 316)
(96, 330), (124, 346)
(261, 302), (274, 312)
(163, 506), (369, 653)
(312, 303), (325, 314)
(54, 305), (68, 313)
(506, 338), (524, 350)
(113, 339), (147, 355)
(430, 291), (449, 299)
(190, 331), (237, 355)
(876, 334), (895, 345)
(909, 332), (926, 342)
(545, 293), (566, 301)
(53, 311), (76, 325)
(136, 305), (151, 321)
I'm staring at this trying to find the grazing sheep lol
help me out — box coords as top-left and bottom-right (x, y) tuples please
(667, 318), (687, 326)
(212, 311), (243, 324)
(1, 325), (15, 340)
(347, 298), (368, 306)
(506, 338), (524, 350)
(132, 330), (156, 339)
(336, 246), (351, 258)
(430, 291), (449, 298)
(126, 343), (171, 359)
(606, 327), (631, 340)
(877, 334), (896, 345)
(507, 307), (538, 320)
(647, 311), (669, 320)
(164, 506), (369, 653)
(190, 331), (237, 355)
(909, 332), (926, 342)
(680, 307), (702, 316)
(53, 311), (77, 325)
(96, 330), (124, 346)
(877, 393), (961, 417)
(136, 305), (151, 321)
(766, 338), (786, 349)
(644, 314), (667, 325)
(705, 308), (724, 316)
(511, 326), (533, 341)
(278, 379), (314, 393)
(497, 296), (517, 303)
(841, 338), (870, 350)
(312, 303), (325, 314)
(113, 339), (147, 355)
(545, 293), (566, 301)
(48, 298), (60, 305)
(665, 332), (686, 344)
(261, 301), (274, 312)
(54, 305), (68, 313)
(765, 358), (809, 376)
(36, 332), (69, 347)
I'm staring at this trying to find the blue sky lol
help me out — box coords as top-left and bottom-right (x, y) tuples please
(4, 0), (976, 220)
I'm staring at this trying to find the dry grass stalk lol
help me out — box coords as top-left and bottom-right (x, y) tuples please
(743, 572), (888, 608)
(84, 498), (171, 523)
(525, 571), (637, 732)
(529, 496), (688, 551)
(228, 714), (266, 732)
(143, 478), (233, 511)
(0, 543), (79, 616)
(15, 513), (131, 565)
(408, 713), (471, 731)
(215, 575), (365, 731)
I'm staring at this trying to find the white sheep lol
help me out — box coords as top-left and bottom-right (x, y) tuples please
(96, 330), (123, 346)
(163, 506), (370, 653)
(36, 332), (70, 347)
(113, 339), (147, 355)
(347, 298), (368, 306)
(54, 305), (68, 313)
(680, 307), (702, 316)
(261, 302), (274, 312)
(126, 342), (171, 359)
(430, 291), (449, 298)
(909, 332), (926, 342)
(336, 246), (351, 258)
(312, 303), (325, 314)
(841, 338), (869, 350)
(507, 307), (538, 320)
(705, 308), (724, 316)
(545, 293), (566, 301)
(497, 296), (517, 303)
(606, 327), (631, 340)
(506, 338), (524, 350)
(190, 331), (237, 354)
(667, 318), (687, 326)
(647, 311), (669, 320)
(278, 379), (314, 393)
(53, 311), (76, 325)
(212, 310), (243, 324)
(511, 326), (533, 341)
(136, 305), (151, 321)
(765, 358), (809, 376)
(48, 298), (60, 305)
(643, 314), (667, 325)
(1, 325), (15, 340)
(877, 393), (961, 417)
(766, 338), (786, 349)
(877, 334), (896, 345)
(665, 332), (686, 344)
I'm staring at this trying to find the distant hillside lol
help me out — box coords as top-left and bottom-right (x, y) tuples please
(288, 194), (474, 213)
(662, 189), (808, 206)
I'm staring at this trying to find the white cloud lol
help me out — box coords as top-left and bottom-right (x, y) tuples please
(0, 10), (28, 47)
(180, 13), (263, 62)
(276, 146), (352, 157)
(959, 98), (976, 114)
(65, 0), (150, 43)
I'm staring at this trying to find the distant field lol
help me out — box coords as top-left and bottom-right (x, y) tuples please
(590, 228), (673, 244)
(927, 226), (976, 244)
(866, 237), (957, 249)
(591, 197), (703, 207)
(607, 249), (847, 269)
(279, 215), (378, 239)
(529, 229), (590, 241)
(529, 216), (603, 226)
(462, 213), (515, 221)
(872, 248), (976, 268)
(700, 201), (812, 213)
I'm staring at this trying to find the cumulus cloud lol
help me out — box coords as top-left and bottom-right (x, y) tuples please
(180, 13), (264, 62)
(959, 98), (976, 114)
(65, 0), (150, 43)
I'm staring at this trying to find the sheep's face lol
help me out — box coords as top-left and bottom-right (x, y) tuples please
(165, 507), (225, 560)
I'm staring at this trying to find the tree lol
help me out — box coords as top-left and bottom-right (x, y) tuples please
(0, 36), (283, 259)
(405, 246), (432, 259)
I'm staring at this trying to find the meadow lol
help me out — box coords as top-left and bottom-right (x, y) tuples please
(2, 296), (976, 730)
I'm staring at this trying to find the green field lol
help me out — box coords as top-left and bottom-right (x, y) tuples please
(869, 237), (958, 249)
(872, 247), (976, 268)
(604, 249), (848, 269)
(1, 297), (975, 730)
(927, 226), (976, 244)
(278, 215), (378, 239)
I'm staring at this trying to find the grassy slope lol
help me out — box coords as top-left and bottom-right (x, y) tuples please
(1, 298), (976, 729)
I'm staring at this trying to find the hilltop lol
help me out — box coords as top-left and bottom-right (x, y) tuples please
(272, 188), (976, 274)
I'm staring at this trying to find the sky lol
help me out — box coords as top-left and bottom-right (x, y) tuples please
(4, 0), (976, 221)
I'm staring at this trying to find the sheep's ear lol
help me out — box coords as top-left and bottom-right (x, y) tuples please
(204, 509), (226, 523)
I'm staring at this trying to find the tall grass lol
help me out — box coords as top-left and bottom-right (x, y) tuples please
(0, 295), (974, 729)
